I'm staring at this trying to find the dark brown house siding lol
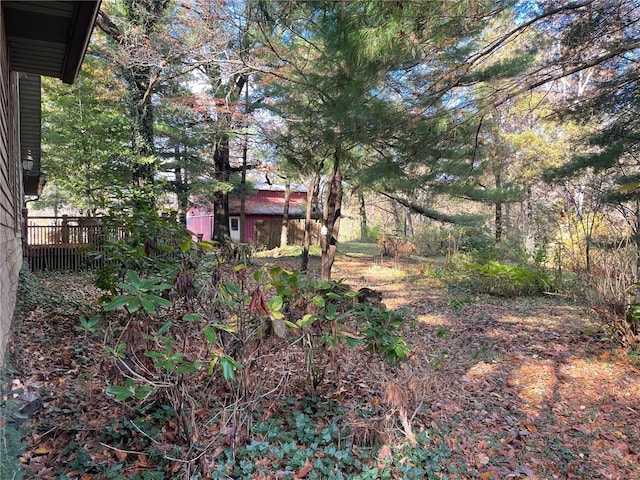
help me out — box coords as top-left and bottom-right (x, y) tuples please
(0, 1), (100, 361)
(0, 8), (23, 359)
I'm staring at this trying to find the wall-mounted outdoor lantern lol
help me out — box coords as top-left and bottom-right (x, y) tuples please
(22, 149), (34, 173)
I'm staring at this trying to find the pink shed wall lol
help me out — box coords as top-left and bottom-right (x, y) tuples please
(187, 206), (214, 241)
(187, 187), (308, 243)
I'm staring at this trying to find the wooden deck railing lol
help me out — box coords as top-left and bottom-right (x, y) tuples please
(25, 216), (116, 271)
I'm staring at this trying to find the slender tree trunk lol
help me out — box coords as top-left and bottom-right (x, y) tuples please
(495, 203), (503, 242)
(240, 138), (247, 243)
(213, 136), (230, 243)
(301, 172), (320, 273)
(131, 70), (156, 185)
(392, 201), (403, 236)
(525, 185), (534, 252)
(634, 196), (640, 284)
(240, 76), (249, 243)
(358, 190), (367, 241)
(321, 143), (343, 281)
(212, 76), (246, 244)
(280, 181), (291, 248)
(494, 168), (503, 243)
(173, 145), (189, 226)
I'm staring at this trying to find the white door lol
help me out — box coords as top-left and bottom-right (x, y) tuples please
(229, 217), (240, 241)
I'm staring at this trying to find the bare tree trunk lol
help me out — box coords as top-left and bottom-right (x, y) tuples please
(321, 144), (343, 282)
(174, 145), (189, 226)
(635, 196), (640, 283)
(213, 136), (230, 243)
(240, 76), (249, 243)
(240, 147), (247, 242)
(301, 172), (320, 273)
(280, 181), (291, 248)
(358, 190), (367, 241)
(495, 168), (503, 243)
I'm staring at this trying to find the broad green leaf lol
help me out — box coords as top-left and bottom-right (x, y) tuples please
(177, 363), (198, 375)
(103, 296), (129, 311)
(181, 239), (193, 253)
(270, 310), (285, 320)
(183, 313), (202, 322)
(127, 270), (142, 287)
(311, 295), (326, 308)
(211, 323), (235, 333)
(134, 385), (155, 400)
(223, 282), (241, 295)
(200, 241), (215, 252)
(296, 314), (315, 328)
(157, 322), (172, 335)
(220, 355), (242, 380)
(345, 336), (362, 348)
(146, 294), (173, 308)
(141, 297), (156, 314)
(145, 351), (164, 360)
(116, 282), (137, 294)
(126, 297), (140, 313)
(106, 385), (134, 402)
(268, 295), (284, 312)
(203, 326), (217, 343)
(156, 359), (175, 373)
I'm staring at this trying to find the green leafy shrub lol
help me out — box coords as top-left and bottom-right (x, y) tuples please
(364, 223), (382, 242)
(89, 222), (412, 475)
(353, 304), (411, 365)
(464, 261), (551, 296)
(92, 204), (196, 294)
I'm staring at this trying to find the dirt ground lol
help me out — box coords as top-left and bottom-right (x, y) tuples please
(3, 248), (640, 479)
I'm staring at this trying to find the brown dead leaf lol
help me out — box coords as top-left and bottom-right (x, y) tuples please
(295, 459), (313, 478)
(480, 471), (499, 480)
(114, 449), (128, 461)
(377, 444), (393, 467)
(600, 403), (615, 413)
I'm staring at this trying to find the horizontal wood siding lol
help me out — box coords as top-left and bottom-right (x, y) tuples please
(0, 9), (23, 362)
(253, 216), (320, 249)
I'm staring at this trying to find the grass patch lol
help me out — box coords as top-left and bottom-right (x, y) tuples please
(364, 264), (408, 281)
(340, 241), (380, 256)
(256, 245), (322, 258)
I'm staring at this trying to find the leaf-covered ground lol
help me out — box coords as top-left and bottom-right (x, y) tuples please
(3, 247), (640, 479)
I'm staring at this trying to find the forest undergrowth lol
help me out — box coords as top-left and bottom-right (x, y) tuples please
(2, 248), (640, 480)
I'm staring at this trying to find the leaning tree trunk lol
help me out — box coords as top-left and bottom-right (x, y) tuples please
(321, 145), (343, 282)
(280, 181), (291, 248)
(301, 172), (320, 273)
